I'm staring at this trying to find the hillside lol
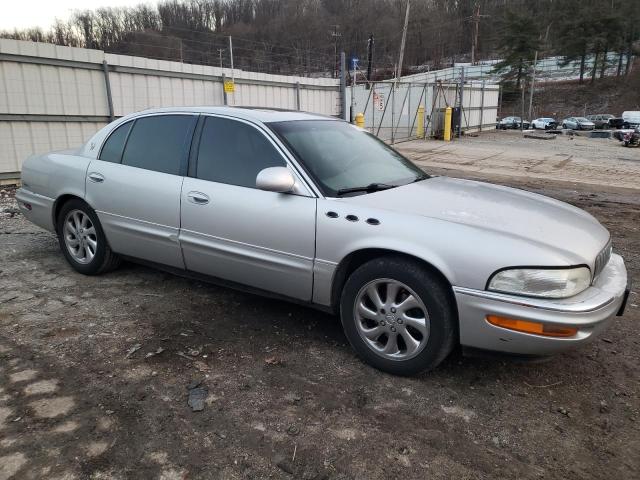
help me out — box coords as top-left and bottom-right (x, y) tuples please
(501, 63), (640, 120)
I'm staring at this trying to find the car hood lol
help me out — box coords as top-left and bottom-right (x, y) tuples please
(341, 176), (609, 263)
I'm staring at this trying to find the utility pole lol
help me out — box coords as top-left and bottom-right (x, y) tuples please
(330, 25), (341, 78)
(366, 34), (374, 87)
(396, 0), (410, 81)
(471, 2), (480, 65)
(218, 48), (225, 69)
(228, 36), (234, 82)
(528, 24), (551, 122)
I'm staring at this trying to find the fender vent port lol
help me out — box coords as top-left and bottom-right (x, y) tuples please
(366, 218), (380, 225)
(345, 215), (359, 222)
(326, 211), (339, 218)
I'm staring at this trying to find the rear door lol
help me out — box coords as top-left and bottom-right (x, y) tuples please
(85, 113), (197, 268)
(179, 115), (317, 300)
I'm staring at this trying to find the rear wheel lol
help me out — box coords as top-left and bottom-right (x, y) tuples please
(56, 199), (121, 275)
(340, 256), (456, 375)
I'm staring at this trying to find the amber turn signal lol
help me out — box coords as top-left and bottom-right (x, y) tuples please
(486, 315), (578, 338)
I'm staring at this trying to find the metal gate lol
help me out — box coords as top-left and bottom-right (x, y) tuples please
(348, 80), (498, 144)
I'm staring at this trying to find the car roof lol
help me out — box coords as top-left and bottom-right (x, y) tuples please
(121, 106), (338, 124)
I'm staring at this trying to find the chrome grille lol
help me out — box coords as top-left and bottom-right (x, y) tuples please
(593, 240), (612, 280)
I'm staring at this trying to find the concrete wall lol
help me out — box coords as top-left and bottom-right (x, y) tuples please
(0, 39), (340, 177)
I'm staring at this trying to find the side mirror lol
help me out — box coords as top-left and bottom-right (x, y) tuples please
(256, 166), (295, 193)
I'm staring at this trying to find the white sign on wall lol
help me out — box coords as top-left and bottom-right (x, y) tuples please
(373, 92), (384, 111)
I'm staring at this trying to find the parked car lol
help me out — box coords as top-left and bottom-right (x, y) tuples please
(608, 117), (625, 129)
(562, 117), (595, 130)
(586, 114), (614, 129)
(530, 118), (558, 130)
(16, 107), (629, 375)
(497, 116), (529, 129)
(621, 111), (640, 128)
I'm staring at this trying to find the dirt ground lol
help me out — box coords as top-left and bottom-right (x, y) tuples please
(399, 129), (640, 191)
(1, 131), (639, 479)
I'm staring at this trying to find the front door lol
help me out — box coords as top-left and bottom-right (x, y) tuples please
(85, 114), (196, 269)
(179, 115), (316, 300)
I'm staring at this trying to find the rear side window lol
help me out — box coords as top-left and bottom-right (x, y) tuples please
(196, 116), (285, 188)
(99, 121), (132, 163)
(122, 115), (195, 175)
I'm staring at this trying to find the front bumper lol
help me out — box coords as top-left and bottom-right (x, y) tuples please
(454, 254), (629, 356)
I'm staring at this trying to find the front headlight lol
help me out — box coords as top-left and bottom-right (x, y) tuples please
(487, 267), (591, 299)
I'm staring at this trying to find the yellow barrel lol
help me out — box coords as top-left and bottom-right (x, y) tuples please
(355, 112), (365, 128)
(443, 106), (452, 141)
(417, 106), (425, 139)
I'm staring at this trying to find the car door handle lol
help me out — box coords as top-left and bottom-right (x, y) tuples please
(187, 191), (210, 205)
(88, 172), (105, 183)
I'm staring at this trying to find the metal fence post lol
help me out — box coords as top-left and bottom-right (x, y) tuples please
(391, 85), (395, 144)
(407, 83), (411, 138)
(479, 80), (485, 133)
(457, 66), (465, 137)
(222, 73), (228, 105)
(371, 82), (375, 133)
(102, 60), (114, 122)
(339, 52), (347, 120)
(295, 81), (301, 111)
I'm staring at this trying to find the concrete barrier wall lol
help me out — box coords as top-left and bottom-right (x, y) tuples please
(0, 39), (340, 178)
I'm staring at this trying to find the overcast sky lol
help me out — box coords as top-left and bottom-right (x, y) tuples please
(0, 0), (146, 31)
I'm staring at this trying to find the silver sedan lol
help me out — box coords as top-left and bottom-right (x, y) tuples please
(16, 107), (629, 375)
(562, 117), (596, 130)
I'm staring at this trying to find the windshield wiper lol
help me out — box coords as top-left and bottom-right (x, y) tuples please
(336, 183), (396, 196)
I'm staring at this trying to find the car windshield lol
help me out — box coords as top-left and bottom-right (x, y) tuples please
(541, 118), (554, 121)
(576, 117), (589, 122)
(268, 120), (428, 196)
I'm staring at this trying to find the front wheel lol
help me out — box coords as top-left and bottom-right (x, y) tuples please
(56, 199), (121, 275)
(340, 256), (456, 375)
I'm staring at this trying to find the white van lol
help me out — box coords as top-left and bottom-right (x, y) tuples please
(622, 111), (640, 128)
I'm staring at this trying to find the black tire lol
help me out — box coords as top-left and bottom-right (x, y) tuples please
(531, 123), (536, 129)
(56, 198), (121, 275)
(339, 256), (456, 376)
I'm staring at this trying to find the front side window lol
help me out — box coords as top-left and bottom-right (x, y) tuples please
(196, 116), (286, 188)
(99, 121), (132, 163)
(269, 120), (427, 197)
(122, 115), (195, 175)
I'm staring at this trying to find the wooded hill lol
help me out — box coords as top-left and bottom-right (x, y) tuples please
(2, 0), (639, 83)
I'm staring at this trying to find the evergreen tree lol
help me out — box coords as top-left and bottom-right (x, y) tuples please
(491, 10), (539, 90)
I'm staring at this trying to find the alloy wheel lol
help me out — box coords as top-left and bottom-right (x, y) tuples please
(353, 279), (430, 361)
(63, 209), (97, 264)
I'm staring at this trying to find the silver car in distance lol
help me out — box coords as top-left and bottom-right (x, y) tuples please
(17, 107), (630, 375)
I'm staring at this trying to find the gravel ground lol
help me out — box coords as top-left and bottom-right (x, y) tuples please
(0, 135), (639, 479)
